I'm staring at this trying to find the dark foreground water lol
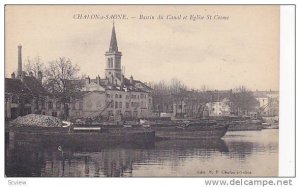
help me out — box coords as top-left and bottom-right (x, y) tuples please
(5, 129), (278, 177)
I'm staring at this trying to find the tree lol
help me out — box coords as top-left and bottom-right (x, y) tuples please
(24, 56), (45, 77)
(170, 78), (188, 94)
(43, 57), (83, 119)
(229, 86), (259, 116)
(150, 78), (188, 116)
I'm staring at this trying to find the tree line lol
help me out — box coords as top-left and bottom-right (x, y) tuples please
(149, 78), (259, 116)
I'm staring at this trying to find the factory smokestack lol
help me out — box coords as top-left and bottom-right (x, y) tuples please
(17, 44), (22, 79)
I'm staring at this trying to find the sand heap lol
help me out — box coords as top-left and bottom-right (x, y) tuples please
(10, 114), (63, 128)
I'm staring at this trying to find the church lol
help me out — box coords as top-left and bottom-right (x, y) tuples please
(68, 24), (153, 119)
(5, 24), (153, 121)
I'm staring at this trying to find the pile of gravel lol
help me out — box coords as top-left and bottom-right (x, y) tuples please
(10, 114), (63, 128)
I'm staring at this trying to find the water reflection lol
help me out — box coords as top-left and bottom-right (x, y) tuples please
(5, 130), (278, 177)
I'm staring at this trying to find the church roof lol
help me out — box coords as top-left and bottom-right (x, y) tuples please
(108, 23), (118, 52)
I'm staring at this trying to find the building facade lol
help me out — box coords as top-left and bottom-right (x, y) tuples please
(254, 91), (279, 117)
(5, 45), (66, 120)
(6, 25), (154, 120)
(69, 24), (153, 119)
(206, 98), (231, 117)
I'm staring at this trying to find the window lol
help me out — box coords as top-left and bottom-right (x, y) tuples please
(56, 102), (61, 109)
(72, 102), (76, 110)
(115, 57), (121, 68)
(110, 58), (114, 68)
(126, 102), (129, 108)
(41, 99), (45, 109)
(115, 101), (118, 108)
(115, 94), (118, 98)
(79, 101), (83, 110)
(108, 58), (113, 68)
(34, 99), (38, 109)
(119, 102), (122, 108)
(119, 94), (122, 98)
(24, 97), (31, 104)
(12, 95), (18, 104)
(5, 94), (9, 103)
(48, 101), (53, 109)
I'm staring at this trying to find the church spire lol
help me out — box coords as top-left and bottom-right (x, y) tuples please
(109, 22), (118, 52)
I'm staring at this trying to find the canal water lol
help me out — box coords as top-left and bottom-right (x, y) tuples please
(5, 129), (278, 177)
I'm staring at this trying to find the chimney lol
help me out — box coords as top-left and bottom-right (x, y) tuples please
(20, 71), (26, 82)
(17, 44), (22, 79)
(130, 75), (134, 84)
(37, 71), (43, 83)
(96, 75), (100, 85)
(85, 76), (90, 85)
(11, 72), (15, 79)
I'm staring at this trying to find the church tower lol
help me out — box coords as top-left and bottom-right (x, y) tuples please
(105, 23), (122, 82)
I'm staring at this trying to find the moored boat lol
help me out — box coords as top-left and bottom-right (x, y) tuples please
(9, 127), (155, 147)
(228, 119), (262, 131)
(8, 114), (155, 147)
(150, 120), (229, 140)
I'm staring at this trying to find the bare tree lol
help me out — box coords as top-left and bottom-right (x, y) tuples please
(229, 86), (259, 116)
(24, 56), (44, 77)
(44, 57), (82, 119)
(151, 78), (188, 116)
(170, 78), (188, 94)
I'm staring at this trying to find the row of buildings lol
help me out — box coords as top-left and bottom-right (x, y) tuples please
(5, 24), (153, 121)
(5, 24), (279, 121)
(152, 90), (279, 119)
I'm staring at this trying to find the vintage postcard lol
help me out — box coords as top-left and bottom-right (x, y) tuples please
(5, 5), (280, 177)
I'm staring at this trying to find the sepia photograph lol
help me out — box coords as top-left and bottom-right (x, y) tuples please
(4, 5), (281, 177)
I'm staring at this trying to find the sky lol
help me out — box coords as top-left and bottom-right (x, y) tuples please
(5, 5), (279, 91)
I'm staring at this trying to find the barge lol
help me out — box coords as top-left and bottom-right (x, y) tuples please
(227, 120), (262, 131)
(149, 120), (229, 140)
(8, 114), (155, 147)
(9, 126), (155, 147)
